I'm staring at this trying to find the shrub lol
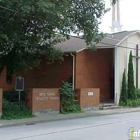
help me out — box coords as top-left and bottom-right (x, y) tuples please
(119, 101), (126, 106)
(59, 81), (73, 96)
(128, 51), (136, 99)
(126, 99), (140, 107)
(2, 100), (33, 120)
(119, 69), (127, 105)
(119, 99), (140, 107)
(59, 81), (81, 114)
(135, 88), (140, 99)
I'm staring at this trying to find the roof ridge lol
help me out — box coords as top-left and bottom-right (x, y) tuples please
(110, 30), (139, 35)
(70, 35), (83, 39)
(111, 30), (127, 35)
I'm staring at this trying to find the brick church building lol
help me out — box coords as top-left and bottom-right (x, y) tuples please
(0, 30), (140, 104)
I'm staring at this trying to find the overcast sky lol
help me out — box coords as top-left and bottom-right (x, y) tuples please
(99, 0), (140, 33)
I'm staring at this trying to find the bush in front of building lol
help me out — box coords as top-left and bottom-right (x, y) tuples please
(2, 91), (34, 119)
(2, 100), (34, 120)
(127, 51), (136, 100)
(126, 99), (140, 107)
(120, 88), (140, 107)
(135, 88), (140, 98)
(120, 51), (138, 107)
(59, 81), (81, 114)
(119, 69), (127, 106)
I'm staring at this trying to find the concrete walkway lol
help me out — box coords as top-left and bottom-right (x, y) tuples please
(0, 107), (140, 128)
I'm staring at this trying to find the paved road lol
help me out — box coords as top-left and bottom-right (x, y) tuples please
(0, 112), (140, 140)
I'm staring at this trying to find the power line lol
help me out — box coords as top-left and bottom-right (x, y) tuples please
(0, 5), (17, 13)
(105, 36), (140, 46)
(71, 32), (140, 47)
(71, 35), (140, 50)
(99, 41), (140, 50)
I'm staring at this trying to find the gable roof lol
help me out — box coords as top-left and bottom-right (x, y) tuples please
(54, 36), (87, 53)
(54, 30), (140, 53)
(97, 30), (139, 47)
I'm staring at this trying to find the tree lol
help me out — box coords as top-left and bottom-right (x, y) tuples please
(119, 69), (127, 105)
(0, 0), (109, 80)
(128, 51), (136, 99)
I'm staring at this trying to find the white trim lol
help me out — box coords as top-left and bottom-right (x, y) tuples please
(76, 47), (87, 53)
(96, 46), (115, 49)
(114, 47), (118, 104)
(76, 46), (115, 53)
(115, 31), (140, 47)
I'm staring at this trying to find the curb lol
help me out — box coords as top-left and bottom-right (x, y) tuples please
(0, 108), (140, 128)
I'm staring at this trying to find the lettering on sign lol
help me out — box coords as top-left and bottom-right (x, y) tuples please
(88, 92), (94, 96)
(34, 92), (59, 101)
(35, 97), (49, 101)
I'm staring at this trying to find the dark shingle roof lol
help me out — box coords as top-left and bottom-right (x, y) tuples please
(54, 30), (139, 52)
(54, 36), (87, 52)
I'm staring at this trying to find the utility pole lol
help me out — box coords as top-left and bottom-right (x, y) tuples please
(132, 45), (139, 88)
(136, 45), (138, 88)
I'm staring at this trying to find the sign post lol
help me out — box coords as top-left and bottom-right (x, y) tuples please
(15, 76), (24, 103)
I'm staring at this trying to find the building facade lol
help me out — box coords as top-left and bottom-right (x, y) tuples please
(0, 30), (140, 105)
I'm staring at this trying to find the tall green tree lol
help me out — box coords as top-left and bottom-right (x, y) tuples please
(128, 51), (136, 99)
(0, 0), (109, 80)
(119, 69), (127, 105)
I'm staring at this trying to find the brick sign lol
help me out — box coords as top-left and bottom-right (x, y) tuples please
(26, 88), (60, 111)
(35, 92), (59, 101)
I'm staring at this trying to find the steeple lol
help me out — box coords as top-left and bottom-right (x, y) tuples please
(111, 0), (122, 32)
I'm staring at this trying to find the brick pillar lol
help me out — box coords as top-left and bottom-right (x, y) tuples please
(76, 88), (100, 111)
(26, 88), (60, 115)
(26, 89), (33, 111)
(0, 88), (3, 117)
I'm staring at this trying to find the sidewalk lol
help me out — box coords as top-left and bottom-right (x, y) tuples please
(0, 107), (140, 128)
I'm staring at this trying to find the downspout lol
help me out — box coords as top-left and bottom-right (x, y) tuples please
(71, 53), (75, 90)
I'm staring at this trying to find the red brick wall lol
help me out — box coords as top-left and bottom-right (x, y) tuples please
(17, 55), (73, 89)
(26, 89), (33, 110)
(0, 68), (6, 89)
(77, 88), (100, 107)
(0, 68), (16, 90)
(75, 49), (114, 101)
(0, 88), (3, 113)
(0, 49), (114, 103)
(0, 55), (73, 91)
(26, 88), (60, 111)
